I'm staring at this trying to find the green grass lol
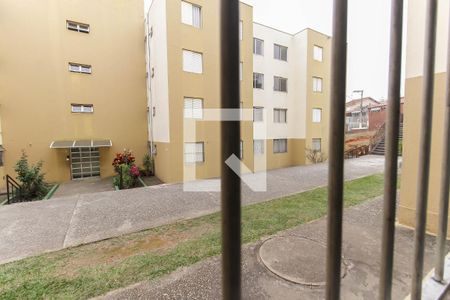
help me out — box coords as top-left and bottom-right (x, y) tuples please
(0, 174), (385, 299)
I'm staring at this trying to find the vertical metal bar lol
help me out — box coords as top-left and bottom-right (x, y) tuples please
(434, 1), (450, 283)
(220, 1), (241, 299)
(379, 0), (404, 299)
(411, 0), (438, 298)
(326, 0), (348, 298)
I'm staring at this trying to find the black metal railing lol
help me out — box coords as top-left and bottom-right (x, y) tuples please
(6, 175), (21, 204)
(217, 0), (449, 299)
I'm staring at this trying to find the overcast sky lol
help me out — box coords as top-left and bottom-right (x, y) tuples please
(145, 0), (404, 100)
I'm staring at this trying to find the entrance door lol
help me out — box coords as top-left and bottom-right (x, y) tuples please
(70, 147), (100, 179)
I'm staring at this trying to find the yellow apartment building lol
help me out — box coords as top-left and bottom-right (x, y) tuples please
(399, 0), (449, 234)
(145, 0), (330, 183)
(0, 0), (149, 189)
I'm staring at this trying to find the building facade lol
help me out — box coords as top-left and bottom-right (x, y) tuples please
(0, 0), (149, 188)
(399, 0), (449, 235)
(146, 0), (331, 183)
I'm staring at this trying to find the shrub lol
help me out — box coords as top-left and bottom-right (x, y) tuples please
(112, 150), (140, 189)
(14, 151), (49, 200)
(305, 148), (326, 164)
(142, 154), (154, 176)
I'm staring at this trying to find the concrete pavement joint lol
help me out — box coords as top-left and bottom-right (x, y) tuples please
(62, 194), (81, 248)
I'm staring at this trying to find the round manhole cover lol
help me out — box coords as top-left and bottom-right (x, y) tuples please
(258, 236), (347, 286)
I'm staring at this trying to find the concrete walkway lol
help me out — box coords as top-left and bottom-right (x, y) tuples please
(0, 155), (385, 264)
(99, 196), (446, 300)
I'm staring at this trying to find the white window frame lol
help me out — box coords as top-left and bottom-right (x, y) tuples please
(312, 138), (322, 151)
(253, 72), (264, 89)
(253, 38), (264, 55)
(184, 97), (203, 119)
(273, 139), (288, 153)
(239, 20), (243, 40)
(253, 140), (265, 155)
(71, 104), (94, 113)
(274, 44), (288, 61)
(240, 62), (243, 81)
(313, 45), (323, 62)
(184, 142), (204, 163)
(274, 76), (288, 92)
(253, 106), (264, 122)
(69, 63), (92, 74)
(181, 1), (202, 28)
(312, 108), (322, 123)
(182, 49), (203, 74)
(313, 77), (323, 93)
(240, 140), (244, 159)
(67, 20), (90, 33)
(274, 108), (287, 123)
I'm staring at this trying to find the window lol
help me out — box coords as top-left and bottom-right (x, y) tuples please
(313, 77), (323, 92)
(240, 62), (243, 81)
(183, 50), (203, 74)
(71, 104), (94, 113)
(67, 21), (90, 33)
(181, 1), (201, 28)
(184, 142), (204, 163)
(253, 107), (264, 122)
(314, 45), (323, 61)
(253, 38), (264, 55)
(274, 108), (287, 123)
(274, 44), (288, 61)
(253, 73), (264, 89)
(69, 63), (92, 74)
(274, 76), (288, 92)
(312, 108), (322, 123)
(274, 139), (288, 153)
(184, 98), (203, 119)
(253, 140), (265, 155)
(0, 146), (4, 167)
(239, 20), (243, 40)
(312, 138), (322, 151)
(240, 140), (244, 159)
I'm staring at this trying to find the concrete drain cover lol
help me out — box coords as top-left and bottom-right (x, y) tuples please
(258, 236), (347, 286)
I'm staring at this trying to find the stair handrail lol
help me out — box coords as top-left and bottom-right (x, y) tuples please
(6, 174), (21, 204)
(369, 123), (386, 152)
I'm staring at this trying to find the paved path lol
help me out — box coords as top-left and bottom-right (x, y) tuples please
(99, 196), (445, 300)
(0, 156), (385, 264)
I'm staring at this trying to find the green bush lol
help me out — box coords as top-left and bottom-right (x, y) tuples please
(14, 151), (49, 200)
(142, 154), (154, 176)
(113, 164), (140, 190)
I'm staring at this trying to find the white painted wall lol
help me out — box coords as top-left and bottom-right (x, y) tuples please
(406, 0), (449, 79)
(146, 0), (170, 143)
(253, 23), (307, 140)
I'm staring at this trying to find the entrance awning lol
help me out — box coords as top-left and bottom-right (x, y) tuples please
(50, 140), (112, 149)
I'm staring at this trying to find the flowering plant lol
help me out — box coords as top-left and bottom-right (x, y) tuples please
(112, 150), (140, 189)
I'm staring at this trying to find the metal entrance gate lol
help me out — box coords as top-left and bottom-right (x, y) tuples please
(70, 147), (100, 179)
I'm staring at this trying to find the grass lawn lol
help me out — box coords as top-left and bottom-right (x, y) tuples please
(0, 174), (385, 299)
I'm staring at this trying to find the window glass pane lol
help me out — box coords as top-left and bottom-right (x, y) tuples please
(312, 138), (322, 151)
(313, 108), (322, 123)
(274, 44), (288, 61)
(192, 5), (201, 28)
(183, 50), (203, 74)
(239, 21), (243, 40)
(314, 45), (323, 61)
(181, 1), (193, 25)
(253, 73), (264, 89)
(253, 38), (264, 55)
(253, 107), (263, 122)
(274, 77), (287, 92)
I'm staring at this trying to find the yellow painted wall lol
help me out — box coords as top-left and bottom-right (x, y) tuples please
(399, 73), (448, 235)
(154, 1), (254, 183)
(305, 30), (331, 162)
(0, 0), (148, 186)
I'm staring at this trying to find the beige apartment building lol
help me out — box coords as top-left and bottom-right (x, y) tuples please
(145, 0), (330, 183)
(0, 0), (149, 188)
(399, 0), (449, 235)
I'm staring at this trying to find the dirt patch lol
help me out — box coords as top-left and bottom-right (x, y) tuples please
(56, 222), (217, 278)
(345, 131), (375, 150)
